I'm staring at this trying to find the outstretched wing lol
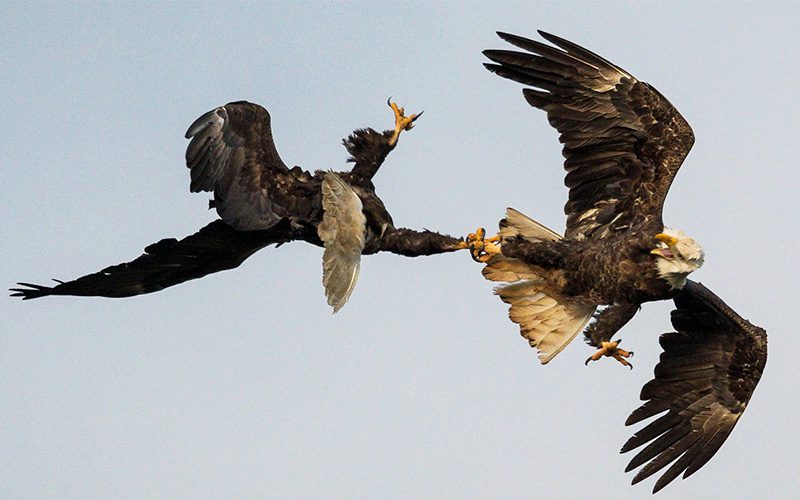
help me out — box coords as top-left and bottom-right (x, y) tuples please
(11, 220), (292, 299)
(185, 101), (289, 229)
(317, 172), (366, 313)
(621, 280), (767, 493)
(484, 31), (695, 240)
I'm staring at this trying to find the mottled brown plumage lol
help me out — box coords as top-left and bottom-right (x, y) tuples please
(11, 101), (464, 303)
(485, 32), (695, 242)
(480, 31), (767, 492)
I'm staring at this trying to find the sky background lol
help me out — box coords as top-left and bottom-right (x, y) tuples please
(3, 2), (799, 498)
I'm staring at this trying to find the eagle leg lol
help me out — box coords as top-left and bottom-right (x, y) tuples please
(387, 99), (423, 146)
(584, 340), (634, 369)
(467, 227), (502, 262)
(376, 227), (470, 256)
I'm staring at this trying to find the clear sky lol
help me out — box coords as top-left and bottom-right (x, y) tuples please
(3, 1), (798, 498)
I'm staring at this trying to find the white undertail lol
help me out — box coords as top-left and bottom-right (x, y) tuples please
(318, 172), (366, 313)
(484, 208), (596, 364)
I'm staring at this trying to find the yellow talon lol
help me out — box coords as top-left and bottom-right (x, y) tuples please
(585, 340), (634, 369)
(467, 227), (501, 262)
(468, 227), (486, 242)
(387, 99), (423, 146)
(477, 240), (501, 262)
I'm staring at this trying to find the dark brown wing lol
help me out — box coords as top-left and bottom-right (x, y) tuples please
(484, 31), (695, 240)
(621, 280), (767, 493)
(10, 220), (292, 299)
(185, 101), (289, 229)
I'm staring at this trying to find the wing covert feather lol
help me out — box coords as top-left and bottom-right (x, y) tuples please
(484, 31), (695, 240)
(185, 101), (289, 230)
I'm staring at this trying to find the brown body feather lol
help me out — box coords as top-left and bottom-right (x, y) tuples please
(502, 222), (673, 306)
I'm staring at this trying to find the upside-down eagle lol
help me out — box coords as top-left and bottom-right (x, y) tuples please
(11, 101), (467, 310)
(473, 31), (767, 493)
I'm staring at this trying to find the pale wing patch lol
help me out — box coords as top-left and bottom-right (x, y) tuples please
(185, 105), (282, 231)
(496, 281), (596, 364)
(486, 208), (594, 363)
(318, 172), (366, 313)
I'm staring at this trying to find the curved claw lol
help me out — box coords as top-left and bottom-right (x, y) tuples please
(387, 99), (422, 145)
(585, 354), (634, 369)
(466, 227), (501, 263)
(585, 340), (634, 369)
(467, 228), (486, 262)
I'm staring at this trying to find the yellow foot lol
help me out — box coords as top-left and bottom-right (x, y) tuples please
(585, 340), (634, 369)
(387, 98), (423, 146)
(467, 227), (502, 263)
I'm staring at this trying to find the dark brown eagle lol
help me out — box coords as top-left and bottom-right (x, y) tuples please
(473, 31), (768, 493)
(11, 100), (467, 310)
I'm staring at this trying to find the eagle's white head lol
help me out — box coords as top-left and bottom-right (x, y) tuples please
(650, 228), (705, 289)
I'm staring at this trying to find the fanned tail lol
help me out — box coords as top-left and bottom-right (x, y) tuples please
(318, 171), (367, 313)
(484, 208), (595, 364)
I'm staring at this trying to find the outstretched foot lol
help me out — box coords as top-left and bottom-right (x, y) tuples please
(467, 227), (501, 262)
(585, 340), (634, 369)
(387, 99), (423, 146)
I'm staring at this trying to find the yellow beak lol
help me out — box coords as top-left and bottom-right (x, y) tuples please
(654, 233), (679, 246)
(651, 233), (679, 258)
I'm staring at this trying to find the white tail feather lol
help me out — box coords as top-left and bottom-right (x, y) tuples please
(318, 172), (366, 313)
(500, 207), (561, 242)
(496, 281), (595, 363)
(486, 208), (595, 363)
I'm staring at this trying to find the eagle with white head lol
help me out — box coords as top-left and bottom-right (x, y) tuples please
(651, 229), (705, 288)
(470, 31), (767, 493)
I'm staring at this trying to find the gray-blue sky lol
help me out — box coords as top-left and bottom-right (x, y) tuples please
(3, 2), (798, 498)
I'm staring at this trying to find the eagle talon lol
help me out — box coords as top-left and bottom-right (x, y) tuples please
(387, 99), (423, 146)
(585, 340), (634, 369)
(467, 227), (501, 262)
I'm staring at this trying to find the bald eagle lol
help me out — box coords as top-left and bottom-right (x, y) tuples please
(11, 101), (467, 310)
(474, 31), (768, 492)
